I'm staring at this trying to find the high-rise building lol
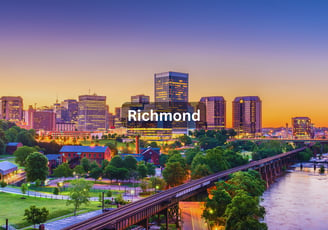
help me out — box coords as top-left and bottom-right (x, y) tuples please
(33, 111), (56, 131)
(154, 71), (188, 103)
(131, 94), (150, 104)
(0, 96), (23, 121)
(232, 96), (262, 137)
(61, 99), (78, 122)
(199, 96), (226, 130)
(292, 117), (313, 138)
(78, 94), (107, 131)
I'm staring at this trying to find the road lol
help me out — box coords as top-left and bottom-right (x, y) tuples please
(180, 202), (209, 230)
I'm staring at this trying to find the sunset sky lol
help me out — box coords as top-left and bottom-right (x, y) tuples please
(1, 0), (328, 127)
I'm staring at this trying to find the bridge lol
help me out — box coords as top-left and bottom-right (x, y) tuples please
(64, 145), (311, 230)
(233, 138), (328, 143)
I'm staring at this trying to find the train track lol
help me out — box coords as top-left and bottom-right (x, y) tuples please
(64, 146), (308, 230)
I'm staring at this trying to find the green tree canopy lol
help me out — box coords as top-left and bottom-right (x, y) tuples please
(123, 155), (137, 171)
(24, 205), (49, 228)
(224, 190), (267, 230)
(66, 179), (92, 215)
(25, 152), (48, 182)
(109, 155), (124, 168)
(53, 163), (73, 178)
(163, 161), (187, 187)
(81, 158), (91, 172)
(14, 146), (38, 167)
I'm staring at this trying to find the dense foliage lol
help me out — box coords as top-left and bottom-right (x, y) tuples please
(203, 171), (267, 230)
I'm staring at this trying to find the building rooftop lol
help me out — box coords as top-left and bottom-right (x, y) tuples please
(140, 147), (160, 154)
(200, 96), (225, 102)
(6, 142), (22, 147)
(0, 161), (18, 175)
(46, 154), (62, 161)
(60, 146), (109, 153)
(233, 96), (261, 102)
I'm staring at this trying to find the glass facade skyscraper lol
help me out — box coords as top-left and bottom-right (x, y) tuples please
(78, 94), (107, 131)
(0, 96), (23, 121)
(154, 71), (188, 103)
(232, 96), (262, 137)
(200, 96), (226, 130)
(292, 117), (313, 138)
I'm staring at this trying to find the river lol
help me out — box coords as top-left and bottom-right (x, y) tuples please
(261, 164), (328, 230)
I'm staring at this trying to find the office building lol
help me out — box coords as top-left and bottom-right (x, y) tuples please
(61, 99), (79, 122)
(0, 96), (23, 121)
(199, 96), (226, 130)
(232, 96), (262, 137)
(292, 117), (313, 138)
(154, 71), (189, 102)
(131, 94), (150, 104)
(78, 94), (107, 131)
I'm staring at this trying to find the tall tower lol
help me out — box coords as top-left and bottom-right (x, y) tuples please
(78, 94), (107, 131)
(0, 96), (23, 121)
(232, 96), (262, 137)
(200, 96), (226, 130)
(154, 71), (189, 103)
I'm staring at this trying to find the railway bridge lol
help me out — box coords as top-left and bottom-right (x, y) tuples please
(64, 145), (311, 230)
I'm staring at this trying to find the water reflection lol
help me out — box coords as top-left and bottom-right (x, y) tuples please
(261, 166), (328, 230)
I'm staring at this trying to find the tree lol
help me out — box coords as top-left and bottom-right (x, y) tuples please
(163, 162), (187, 187)
(140, 179), (149, 193)
(179, 134), (192, 146)
(123, 155), (137, 171)
(53, 163), (73, 178)
(21, 183), (27, 194)
(53, 187), (59, 195)
(74, 165), (85, 176)
(14, 146), (38, 167)
(106, 190), (112, 197)
(24, 205), (49, 228)
(35, 179), (41, 187)
(117, 168), (129, 180)
(90, 166), (103, 181)
(149, 141), (158, 148)
(159, 154), (169, 167)
(137, 163), (148, 179)
(81, 158), (91, 173)
(150, 177), (166, 191)
(0, 181), (7, 188)
(67, 179), (92, 215)
(205, 147), (230, 173)
(25, 152), (48, 182)
(146, 162), (156, 176)
(224, 191), (267, 230)
(104, 165), (119, 181)
(191, 164), (211, 179)
(101, 159), (110, 171)
(185, 147), (201, 165)
(105, 142), (118, 155)
(203, 189), (232, 227)
(16, 130), (36, 146)
(110, 155), (124, 168)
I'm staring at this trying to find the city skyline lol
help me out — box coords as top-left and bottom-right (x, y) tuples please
(1, 1), (328, 127)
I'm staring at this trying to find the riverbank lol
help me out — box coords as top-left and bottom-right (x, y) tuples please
(261, 166), (328, 230)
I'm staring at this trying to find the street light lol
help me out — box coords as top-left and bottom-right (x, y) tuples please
(155, 185), (159, 193)
(118, 182), (121, 191)
(27, 183), (30, 196)
(131, 190), (135, 202)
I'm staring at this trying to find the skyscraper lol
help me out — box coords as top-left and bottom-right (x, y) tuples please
(292, 117), (313, 138)
(61, 99), (79, 122)
(78, 94), (107, 131)
(0, 96), (23, 121)
(232, 96), (262, 137)
(154, 71), (188, 103)
(131, 94), (150, 104)
(200, 96), (226, 130)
